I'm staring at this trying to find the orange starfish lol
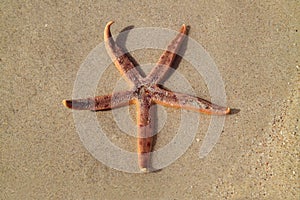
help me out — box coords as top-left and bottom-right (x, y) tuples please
(63, 21), (231, 172)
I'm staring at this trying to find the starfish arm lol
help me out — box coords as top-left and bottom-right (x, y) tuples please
(62, 90), (135, 111)
(135, 91), (154, 172)
(104, 21), (143, 86)
(152, 86), (230, 115)
(145, 24), (187, 84)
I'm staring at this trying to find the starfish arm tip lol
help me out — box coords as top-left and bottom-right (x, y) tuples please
(213, 107), (231, 115)
(140, 168), (149, 173)
(104, 21), (115, 41)
(107, 21), (115, 26)
(180, 24), (187, 34)
(226, 107), (231, 114)
(62, 99), (71, 109)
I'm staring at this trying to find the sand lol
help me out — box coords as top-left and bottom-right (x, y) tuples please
(1, 1), (299, 199)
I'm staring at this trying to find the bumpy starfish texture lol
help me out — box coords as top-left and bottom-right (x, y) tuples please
(63, 21), (231, 172)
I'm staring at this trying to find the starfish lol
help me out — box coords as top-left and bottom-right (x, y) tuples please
(63, 21), (231, 172)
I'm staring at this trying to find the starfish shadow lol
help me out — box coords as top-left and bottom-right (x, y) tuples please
(228, 108), (240, 114)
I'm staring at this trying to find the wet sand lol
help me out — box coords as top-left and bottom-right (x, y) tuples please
(1, 1), (299, 199)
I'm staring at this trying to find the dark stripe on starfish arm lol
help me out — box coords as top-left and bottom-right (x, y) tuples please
(104, 21), (142, 86)
(62, 90), (135, 111)
(152, 87), (230, 115)
(146, 24), (187, 84)
(135, 95), (153, 172)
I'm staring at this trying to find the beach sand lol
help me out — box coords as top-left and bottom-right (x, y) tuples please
(1, 1), (299, 199)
